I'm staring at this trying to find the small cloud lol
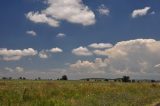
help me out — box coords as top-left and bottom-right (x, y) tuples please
(26, 30), (37, 36)
(56, 33), (66, 38)
(38, 48), (63, 59)
(72, 46), (93, 56)
(154, 64), (160, 68)
(39, 50), (48, 59)
(131, 7), (151, 18)
(16, 67), (24, 73)
(50, 47), (63, 53)
(97, 4), (110, 16)
(150, 11), (155, 15)
(88, 43), (113, 49)
(4, 67), (14, 72)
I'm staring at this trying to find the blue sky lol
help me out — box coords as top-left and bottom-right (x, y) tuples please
(0, 0), (160, 79)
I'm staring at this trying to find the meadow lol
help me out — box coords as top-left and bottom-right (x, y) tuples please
(0, 80), (160, 106)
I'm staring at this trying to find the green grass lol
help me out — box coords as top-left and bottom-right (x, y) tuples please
(0, 80), (160, 106)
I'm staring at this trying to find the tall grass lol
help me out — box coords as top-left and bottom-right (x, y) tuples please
(0, 80), (160, 106)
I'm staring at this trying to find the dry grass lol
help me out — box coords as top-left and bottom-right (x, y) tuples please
(0, 80), (160, 106)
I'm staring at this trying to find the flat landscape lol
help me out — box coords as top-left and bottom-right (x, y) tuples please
(0, 80), (160, 106)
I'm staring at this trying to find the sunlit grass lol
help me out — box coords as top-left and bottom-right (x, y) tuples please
(0, 80), (160, 106)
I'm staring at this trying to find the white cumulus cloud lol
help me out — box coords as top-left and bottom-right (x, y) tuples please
(131, 7), (151, 18)
(50, 47), (63, 53)
(26, 12), (60, 27)
(72, 46), (92, 56)
(26, 0), (96, 27)
(69, 39), (160, 79)
(0, 48), (37, 61)
(39, 50), (48, 59)
(103, 39), (160, 76)
(93, 49), (108, 56)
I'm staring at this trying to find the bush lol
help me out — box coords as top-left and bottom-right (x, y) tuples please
(60, 75), (68, 80)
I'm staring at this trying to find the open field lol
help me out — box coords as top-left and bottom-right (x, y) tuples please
(0, 80), (160, 106)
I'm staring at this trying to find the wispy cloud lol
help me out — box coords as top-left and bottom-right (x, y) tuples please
(5, 67), (24, 73)
(131, 7), (151, 18)
(56, 33), (66, 38)
(97, 4), (110, 16)
(88, 43), (113, 49)
(26, 30), (37, 36)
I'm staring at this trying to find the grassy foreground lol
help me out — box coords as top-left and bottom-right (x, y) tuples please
(0, 80), (160, 106)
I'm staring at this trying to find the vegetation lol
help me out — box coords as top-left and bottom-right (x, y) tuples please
(60, 75), (68, 80)
(0, 80), (160, 106)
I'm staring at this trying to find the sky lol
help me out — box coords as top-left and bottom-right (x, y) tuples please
(0, 0), (160, 80)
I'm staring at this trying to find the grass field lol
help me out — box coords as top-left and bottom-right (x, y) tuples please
(0, 80), (160, 106)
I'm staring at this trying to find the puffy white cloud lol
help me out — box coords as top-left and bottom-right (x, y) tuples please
(0, 48), (37, 61)
(56, 33), (66, 38)
(39, 50), (48, 59)
(88, 43), (113, 49)
(0, 47), (64, 60)
(38, 48), (63, 59)
(50, 47), (63, 53)
(93, 49), (108, 56)
(69, 58), (108, 78)
(70, 58), (108, 70)
(70, 39), (160, 79)
(26, 12), (60, 27)
(0, 48), (37, 56)
(26, 0), (96, 27)
(26, 30), (37, 36)
(131, 7), (151, 18)
(72, 46), (92, 56)
(97, 4), (110, 16)
(105, 39), (160, 76)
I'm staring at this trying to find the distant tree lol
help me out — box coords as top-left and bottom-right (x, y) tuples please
(132, 80), (135, 83)
(19, 77), (23, 80)
(122, 76), (130, 82)
(23, 77), (26, 80)
(60, 75), (68, 80)
(2, 77), (7, 80)
(151, 80), (156, 83)
(38, 77), (41, 80)
(105, 79), (108, 82)
(9, 77), (12, 80)
(114, 79), (117, 82)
